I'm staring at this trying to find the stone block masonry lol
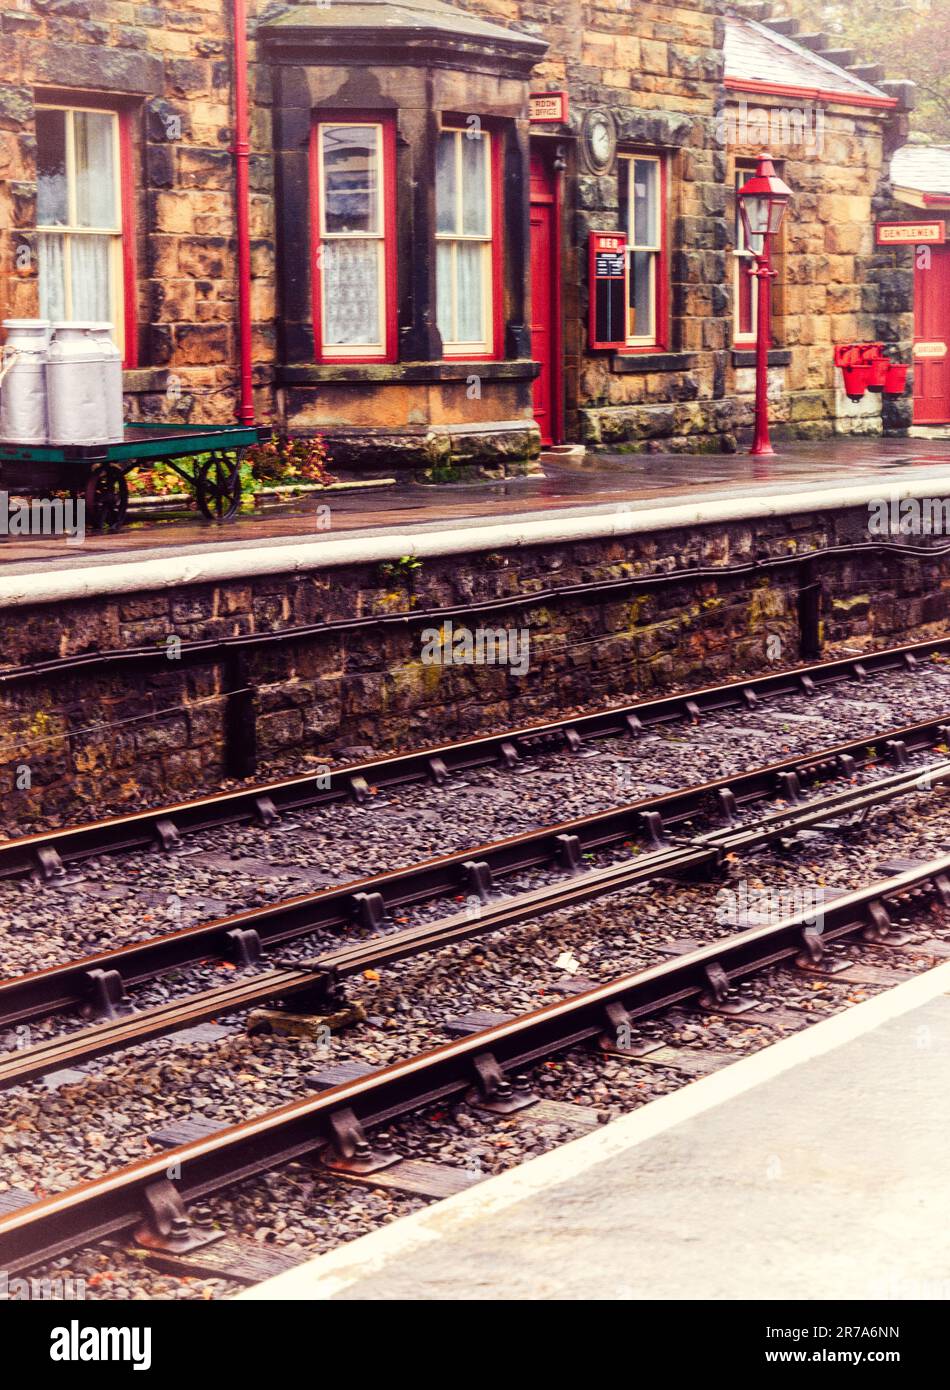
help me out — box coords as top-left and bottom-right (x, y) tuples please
(1, 503), (948, 829)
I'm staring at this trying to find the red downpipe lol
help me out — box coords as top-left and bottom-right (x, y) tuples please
(232, 0), (254, 424)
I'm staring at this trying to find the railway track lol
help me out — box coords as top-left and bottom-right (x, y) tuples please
(0, 745), (944, 1096)
(0, 709), (947, 1043)
(2, 639), (950, 1290)
(1, 850), (947, 1278)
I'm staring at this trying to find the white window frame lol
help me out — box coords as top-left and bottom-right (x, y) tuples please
(733, 162), (759, 346)
(35, 104), (125, 353)
(316, 120), (388, 360)
(619, 152), (662, 348)
(436, 126), (494, 356)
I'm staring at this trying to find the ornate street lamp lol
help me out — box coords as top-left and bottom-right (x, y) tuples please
(737, 152), (792, 456)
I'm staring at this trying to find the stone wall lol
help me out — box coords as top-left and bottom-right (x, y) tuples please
(0, 0), (277, 426)
(725, 96), (911, 441)
(2, 505), (949, 828)
(0, 0), (917, 464)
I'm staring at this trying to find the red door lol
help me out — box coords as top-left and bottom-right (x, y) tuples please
(914, 244), (950, 424)
(530, 151), (559, 446)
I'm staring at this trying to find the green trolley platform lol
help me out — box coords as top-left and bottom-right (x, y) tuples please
(0, 422), (267, 532)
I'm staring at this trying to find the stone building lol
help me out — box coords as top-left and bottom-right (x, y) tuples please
(0, 0), (920, 474)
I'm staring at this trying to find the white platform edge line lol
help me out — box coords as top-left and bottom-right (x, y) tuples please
(4, 474), (950, 607)
(237, 958), (950, 1301)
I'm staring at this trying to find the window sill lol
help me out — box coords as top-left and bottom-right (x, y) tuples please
(610, 351), (696, 374)
(732, 348), (792, 368)
(278, 360), (540, 385)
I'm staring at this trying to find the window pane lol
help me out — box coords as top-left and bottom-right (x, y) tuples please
(322, 126), (378, 235)
(36, 109), (68, 227)
(461, 132), (488, 236)
(629, 250), (654, 339)
(436, 132), (457, 235)
(436, 241), (453, 343)
(38, 233), (68, 320)
(633, 159), (658, 247)
(737, 258), (755, 335)
(75, 111), (117, 228)
(455, 241), (484, 343)
(322, 239), (380, 345)
(71, 235), (112, 321)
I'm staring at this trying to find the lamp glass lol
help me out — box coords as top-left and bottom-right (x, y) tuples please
(767, 196), (789, 235)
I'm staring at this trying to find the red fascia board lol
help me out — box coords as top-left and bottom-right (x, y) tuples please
(725, 77), (898, 110)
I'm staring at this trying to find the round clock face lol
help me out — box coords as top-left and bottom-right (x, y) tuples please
(583, 110), (615, 172)
(590, 120), (611, 164)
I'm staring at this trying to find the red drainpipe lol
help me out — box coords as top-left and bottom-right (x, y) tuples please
(232, 0), (254, 424)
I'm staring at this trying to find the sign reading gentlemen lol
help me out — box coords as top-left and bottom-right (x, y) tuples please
(875, 221), (946, 245)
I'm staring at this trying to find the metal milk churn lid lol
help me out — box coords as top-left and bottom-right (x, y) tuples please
(87, 323), (125, 444)
(0, 319), (51, 446)
(47, 321), (113, 447)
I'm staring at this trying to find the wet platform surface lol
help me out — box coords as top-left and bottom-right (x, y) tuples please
(4, 438), (950, 577)
(240, 962), (950, 1302)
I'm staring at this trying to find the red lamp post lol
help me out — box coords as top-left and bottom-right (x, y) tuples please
(737, 153), (792, 456)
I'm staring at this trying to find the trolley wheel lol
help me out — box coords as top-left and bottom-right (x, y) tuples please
(196, 451), (242, 522)
(85, 463), (129, 533)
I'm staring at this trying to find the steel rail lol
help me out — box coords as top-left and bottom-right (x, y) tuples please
(2, 708), (949, 1032)
(1, 851), (948, 1276)
(2, 746), (947, 1091)
(2, 635), (947, 882)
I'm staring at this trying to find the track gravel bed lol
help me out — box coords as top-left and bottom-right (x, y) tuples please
(2, 658), (949, 978)
(4, 775), (948, 1300)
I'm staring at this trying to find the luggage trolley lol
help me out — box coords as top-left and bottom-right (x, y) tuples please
(0, 422), (268, 532)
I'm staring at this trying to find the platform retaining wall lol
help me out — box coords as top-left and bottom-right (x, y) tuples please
(2, 505), (949, 827)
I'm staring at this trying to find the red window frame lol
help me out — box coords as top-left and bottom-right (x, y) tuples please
(308, 113), (398, 364)
(437, 121), (504, 363)
(615, 151), (669, 355)
(34, 89), (138, 369)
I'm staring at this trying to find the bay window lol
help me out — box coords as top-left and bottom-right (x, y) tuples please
(36, 105), (128, 354)
(312, 119), (396, 361)
(617, 153), (665, 348)
(436, 127), (497, 357)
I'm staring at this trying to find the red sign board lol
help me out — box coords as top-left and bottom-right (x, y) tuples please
(589, 231), (627, 350)
(529, 91), (569, 124)
(876, 220), (946, 246)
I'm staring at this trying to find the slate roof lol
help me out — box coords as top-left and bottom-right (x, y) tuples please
(724, 14), (889, 102)
(891, 144), (950, 198)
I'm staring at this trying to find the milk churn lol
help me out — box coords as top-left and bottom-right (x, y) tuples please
(88, 323), (125, 443)
(46, 322), (114, 447)
(0, 319), (51, 444)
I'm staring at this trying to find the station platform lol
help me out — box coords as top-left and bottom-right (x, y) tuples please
(240, 960), (950, 1301)
(4, 437), (950, 607)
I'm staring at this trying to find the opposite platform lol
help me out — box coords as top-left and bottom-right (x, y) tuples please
(240, 959), (950, 1301)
